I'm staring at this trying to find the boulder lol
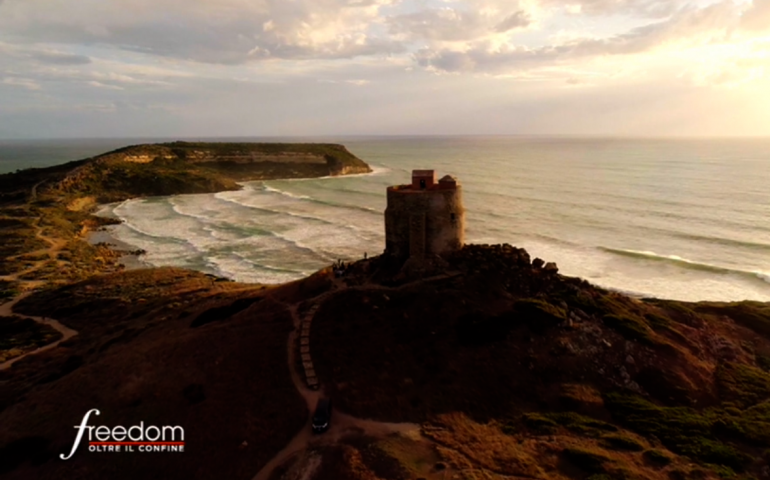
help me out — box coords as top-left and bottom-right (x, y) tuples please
(517, 249), (531, 266)
(544, 262), (559, 274)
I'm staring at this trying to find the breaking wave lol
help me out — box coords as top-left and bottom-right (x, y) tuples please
(262, 185), (311, 200)
(600, 247), (770, 285)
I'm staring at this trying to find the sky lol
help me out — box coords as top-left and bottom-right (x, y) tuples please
(0, 0), (769, 138)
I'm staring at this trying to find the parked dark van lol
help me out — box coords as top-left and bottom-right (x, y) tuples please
(311, 397), (332, 433)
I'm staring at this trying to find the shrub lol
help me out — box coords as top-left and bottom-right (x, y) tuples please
(521, 411), (618, 437)
(600, 434), (645, 451)
(642, 449), (672, 467)
(602, 314), (658, 346)
(513, 299), (566, 334)
(757, 354), (770, 372)
(521, 413), (558, 434)
(562, 447), (610, 473)
(604, 392), (753, 471)
(716, 362), (770, 408)
(643, 313), (671, 329)
(695, 302), (770, 339)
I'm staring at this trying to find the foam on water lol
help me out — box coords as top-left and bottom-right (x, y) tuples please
(101, 175), (385, 283)
(599, 247), (770, 286)
(78, 137), (770, 301)
(755, 272), (770, 284)
(262, 185), (312, 200)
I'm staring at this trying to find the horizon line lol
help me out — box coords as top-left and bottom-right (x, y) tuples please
(2, 133), (770, 142)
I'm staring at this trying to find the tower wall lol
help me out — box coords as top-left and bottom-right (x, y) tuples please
(385, 180), (465, 259)
(426, 186), (464, 255)
(384, 188), (412, 258)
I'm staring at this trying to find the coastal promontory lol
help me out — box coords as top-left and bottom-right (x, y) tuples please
(0, 141), (372, 290)
(54, 142), (373, 202)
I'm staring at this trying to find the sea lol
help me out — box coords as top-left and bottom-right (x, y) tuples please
(2, 136), (769, 302)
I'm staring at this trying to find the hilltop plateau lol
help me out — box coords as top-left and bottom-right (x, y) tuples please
(0, 245), (769, 480)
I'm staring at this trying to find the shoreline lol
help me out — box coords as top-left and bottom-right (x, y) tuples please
(68, 166), (766, 304)
(86, 229), (149, 271)
(84, 167), (389, 276)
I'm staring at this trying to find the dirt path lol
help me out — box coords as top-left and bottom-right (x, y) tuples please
(0, 291), (79, 371)
(1, 216), (68, 286)
(252, 295), (419, 480)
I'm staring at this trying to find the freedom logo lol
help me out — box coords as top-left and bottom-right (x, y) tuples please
(60, 409), (185, 460)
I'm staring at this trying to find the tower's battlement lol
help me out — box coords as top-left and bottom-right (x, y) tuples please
(385, 170), (465, 259)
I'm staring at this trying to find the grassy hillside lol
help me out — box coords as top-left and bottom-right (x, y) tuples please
(0, 268), (312, 480)
(307, 245), (769, 479)
(3, 246), (769, 479)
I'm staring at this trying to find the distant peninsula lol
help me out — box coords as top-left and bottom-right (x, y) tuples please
(54, 141), (373, 203)
(0, 142), (373, 291)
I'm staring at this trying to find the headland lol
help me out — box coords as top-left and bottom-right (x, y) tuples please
(0, 141), (372, 292)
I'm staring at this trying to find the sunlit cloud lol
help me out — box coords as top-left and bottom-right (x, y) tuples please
(3, 77), (42, 90)
(0, 0), (769, 137)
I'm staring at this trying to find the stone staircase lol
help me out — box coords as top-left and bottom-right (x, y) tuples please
(299, 303), (321, 389)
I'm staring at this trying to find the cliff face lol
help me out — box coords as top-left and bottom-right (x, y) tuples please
(51, 142), (372, 202)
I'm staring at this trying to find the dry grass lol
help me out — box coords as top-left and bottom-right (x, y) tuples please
(309, 246), (770, 477)
(376, 434), (449, 480)
(0, 268), (307, 480)
(559, 384), (605, 412)
(312, 444), (386, 480)
(420, 413), (722, 480)
(424, 413), (545, 478)
(0, 316), (62, 363)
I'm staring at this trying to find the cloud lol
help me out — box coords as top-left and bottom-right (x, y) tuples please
(0, 0), (405, 64)
(87, 81), (124, 90)
(388, 7), (530, 42)
(495, 11), (531, 33)
(3, 77), (41, 90)
(741, 0), (770, 30)
(1, 0), (769, 138)
(541, 0), (688, 18)
(29, 51), (91, 65)
(415, 1), (743, 73)
(316, 78), (371, 86)
(387, 4), (531, 43)
(0, 42), (92, 65)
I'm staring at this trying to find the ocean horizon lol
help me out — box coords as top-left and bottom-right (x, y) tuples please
(2, 135), (770, 302)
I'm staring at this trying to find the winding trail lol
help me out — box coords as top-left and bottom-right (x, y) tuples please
(252, 280), (420, 480)
(0, 292), (79, 370)
(0, 201), (78, 370)
(1, 215), (69, 288)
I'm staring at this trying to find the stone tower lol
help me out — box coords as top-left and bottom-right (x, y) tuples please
(384, 170), (465, 259)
